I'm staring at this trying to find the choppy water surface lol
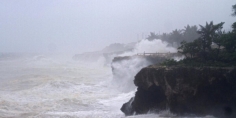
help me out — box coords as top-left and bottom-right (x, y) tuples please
(0, 53), (133, 118)
(0, 53), (214, 118)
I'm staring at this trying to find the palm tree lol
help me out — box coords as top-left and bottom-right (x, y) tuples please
(232, 4), (236, 16)
(161, 33), (170, 42)
(147, 32), (158, 41)
(197, 21), (224, 60)
(232, 22), (236, 33)
(183, 25), (199, 42)
(169, 29), (183, 47)
(197, 21), (224, 52)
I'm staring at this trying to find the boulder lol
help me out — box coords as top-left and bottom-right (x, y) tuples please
(121, 97), (135, 116)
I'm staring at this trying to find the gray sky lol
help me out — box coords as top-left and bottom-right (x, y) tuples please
(0, 0), (235, 53)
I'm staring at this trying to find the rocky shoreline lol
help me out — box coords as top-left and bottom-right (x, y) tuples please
(121, 66), (236, 117)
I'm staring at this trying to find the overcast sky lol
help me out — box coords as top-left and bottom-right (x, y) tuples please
(0, 0), (235, 53)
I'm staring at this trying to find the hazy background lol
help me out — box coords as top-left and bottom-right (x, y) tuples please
(0, 0), (235, 53)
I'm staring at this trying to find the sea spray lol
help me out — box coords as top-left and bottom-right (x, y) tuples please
(111, 39), (178, 92)
(0, 40), (181, 117)
(0, 53), (126, 118)
(111, 57), (151, 92)
(119, 39), (177, 56)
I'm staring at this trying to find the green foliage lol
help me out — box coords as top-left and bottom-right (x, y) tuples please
(176, 21), (236, 66)
(213, 30), (225, 49)
(179, 58), (235, 67)
(147, 32), (159, 41)
(232, 22), (236, 33)
(197, 21), (224, 53)
(160, 33), (169, 42)
(160, 59), (178, 66)
(178, 39), (202, 58)
(158, 4), (236, 67)
(183, 25), (200, 42)
(146, 25), (199, 47)
(220, 32), (236, 53)
(232, 4), (236, 16)
(160, 58), (235, 67)
(169, 29), (183, 46)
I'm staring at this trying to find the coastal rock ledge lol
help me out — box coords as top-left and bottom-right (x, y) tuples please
(121, 66), (236, 117)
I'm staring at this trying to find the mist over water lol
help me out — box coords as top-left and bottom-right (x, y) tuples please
(111, 39), (178, 92)
(111, 57), (150, 92)
(0, 53), (169, 118)
(119, 39), (177, 56)
(0, 40), (170, 117)
(0, 53), (128, 117)
(0, 39), (215, 118)
(1, 0), (235, 117)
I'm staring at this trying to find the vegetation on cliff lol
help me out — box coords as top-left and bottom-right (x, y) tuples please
(146, 25), (199, 48)
(160, 4), (236, 67)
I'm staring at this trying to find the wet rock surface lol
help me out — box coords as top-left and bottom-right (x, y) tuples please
(121, 66), (236, 117)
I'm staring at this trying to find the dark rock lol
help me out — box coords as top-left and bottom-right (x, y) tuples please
(121, 97), (135, 116)
(122, 66), (236, 117)
(132, 85), (167, 115)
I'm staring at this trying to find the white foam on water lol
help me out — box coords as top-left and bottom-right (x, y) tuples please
(0, 52), (215, 118)
(0, 53), (130, 118)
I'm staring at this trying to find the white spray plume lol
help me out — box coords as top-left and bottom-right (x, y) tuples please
(111, 57), (151, 92)
(119, 39), (177, 56)
(111, 39), (179, 92)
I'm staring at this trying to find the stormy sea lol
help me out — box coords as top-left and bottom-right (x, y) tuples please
(0, 40), (214, 118)
(0, 53), (142, 117)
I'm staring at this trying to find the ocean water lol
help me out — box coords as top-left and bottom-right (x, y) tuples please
(0, 53), (214, 118)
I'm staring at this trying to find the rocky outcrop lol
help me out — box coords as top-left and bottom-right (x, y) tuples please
(121, 66), (236, 117)
(111, 55), (171, 92)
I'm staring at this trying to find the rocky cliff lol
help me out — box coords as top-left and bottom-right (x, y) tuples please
(121, 66), (236, 117)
